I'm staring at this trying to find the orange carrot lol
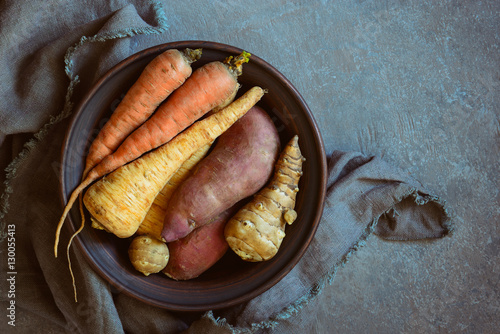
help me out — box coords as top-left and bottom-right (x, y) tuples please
(83, 48), (202, 177)
(54, 51), (251, 257)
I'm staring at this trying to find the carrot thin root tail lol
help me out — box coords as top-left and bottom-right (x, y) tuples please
(54, 177), (93, 257)
(67, 214), (85, 303)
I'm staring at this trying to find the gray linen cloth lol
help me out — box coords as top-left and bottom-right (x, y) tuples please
(0, 2), (452, 333)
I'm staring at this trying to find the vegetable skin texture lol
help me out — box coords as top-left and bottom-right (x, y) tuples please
(128, 235), (170, 276)
(83, 86), (265, 239)
(136, 143), (212, 241)
(224, 135), (304, 262)
(161, 105), (280, 243)
(54, 51), (250, 257)
(163, 209), (234, 280)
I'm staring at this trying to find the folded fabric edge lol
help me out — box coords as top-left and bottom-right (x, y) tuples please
(200, 218), (378, 334)
(379, 187), (455, 240)
(0, 0), (169, 242)
(0, 77), (79, 240)
(409, 189), (455, 237)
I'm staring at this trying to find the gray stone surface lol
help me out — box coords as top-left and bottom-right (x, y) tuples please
(264, 1), (500, 332)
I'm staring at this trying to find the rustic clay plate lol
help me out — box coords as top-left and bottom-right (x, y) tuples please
(60, 41), (327, 311)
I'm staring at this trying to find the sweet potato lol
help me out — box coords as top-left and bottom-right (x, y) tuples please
(161, 105), (280, 242)
(162, 208), (235, 280)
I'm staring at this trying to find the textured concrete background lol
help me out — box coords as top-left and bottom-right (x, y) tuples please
(192, 1), (499, 332)
(1, 0), (498, 333)
(262, 1), (499, 333)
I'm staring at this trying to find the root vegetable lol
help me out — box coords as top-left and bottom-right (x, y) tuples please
(136, 84), (239, 241)
(128, 235), (170, 276)
(161, 105), (280, 243)
(163, 209), (235, 280)
(83, 86), (265, 239)
(224, 135), (304, 262)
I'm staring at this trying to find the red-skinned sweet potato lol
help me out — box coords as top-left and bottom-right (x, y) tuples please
(162, 209), (234, 280)
(161, 105), (280, 242)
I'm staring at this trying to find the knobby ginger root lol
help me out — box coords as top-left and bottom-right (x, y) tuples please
(224, 135), (304, 262)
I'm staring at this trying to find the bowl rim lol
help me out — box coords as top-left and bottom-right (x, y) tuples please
(59, 40), (328, 311)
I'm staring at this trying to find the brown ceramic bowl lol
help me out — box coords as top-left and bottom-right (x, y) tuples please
(60, 41), (327, 311)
